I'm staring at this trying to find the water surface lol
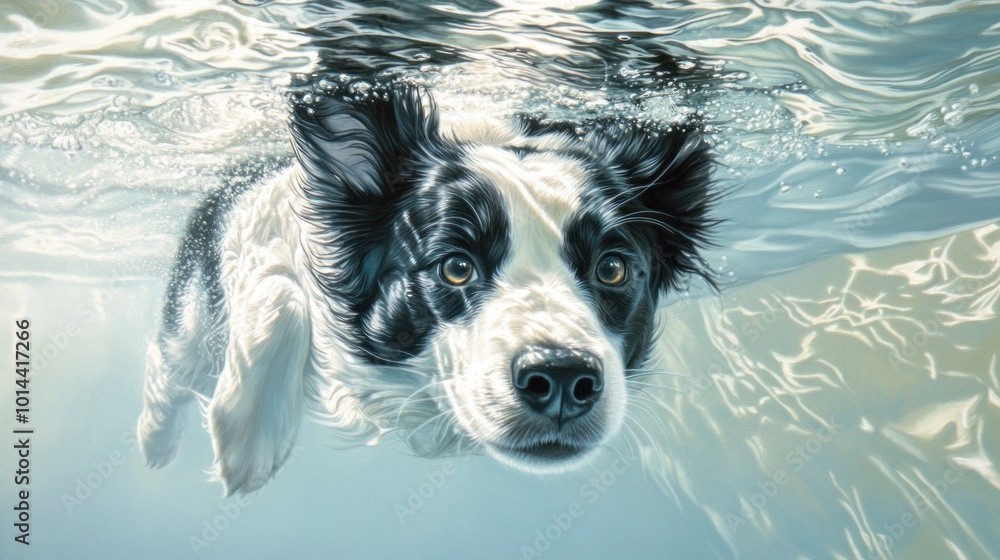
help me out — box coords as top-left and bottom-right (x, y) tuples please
(1, 0), (998, 558)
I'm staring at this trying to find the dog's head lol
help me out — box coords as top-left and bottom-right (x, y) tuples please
(290, 84), (713, 472)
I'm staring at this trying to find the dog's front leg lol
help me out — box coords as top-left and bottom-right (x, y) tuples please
(208, 272), (310, 495)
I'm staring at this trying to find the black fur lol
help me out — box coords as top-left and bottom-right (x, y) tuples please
(524, 117), (715, 369)
(289, 86), (511, 363)
(289, 85), (714, 368)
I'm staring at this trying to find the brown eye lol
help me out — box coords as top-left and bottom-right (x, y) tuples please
(596, 254), (627, 286)
(441, 255), (475, 286)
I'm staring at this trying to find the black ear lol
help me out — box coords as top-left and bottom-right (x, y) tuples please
(287, 84), (443, 304)
(581, 120), (717, 291)
(289, 84), (441, 203)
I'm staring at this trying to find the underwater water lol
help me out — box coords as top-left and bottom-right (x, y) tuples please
(1, 0), (999, 558)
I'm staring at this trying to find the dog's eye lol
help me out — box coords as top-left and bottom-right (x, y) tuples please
(595, 254), (627, 286)
(441, 255), (476, 286)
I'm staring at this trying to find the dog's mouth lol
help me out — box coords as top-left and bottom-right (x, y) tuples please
(493, 435), (590, 462)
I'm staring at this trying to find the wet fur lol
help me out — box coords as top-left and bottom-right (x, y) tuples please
(137, 84), (714, 494)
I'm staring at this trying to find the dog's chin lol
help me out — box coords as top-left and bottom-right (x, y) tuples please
(484, 437), (602, 474)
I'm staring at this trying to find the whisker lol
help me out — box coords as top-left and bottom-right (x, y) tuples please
(626, 369), (698, 381)
(622, 409), (660, 449)
(392, 378), (448, 428)
(626, 399), (674, 436)
(623, 380), (690, 394)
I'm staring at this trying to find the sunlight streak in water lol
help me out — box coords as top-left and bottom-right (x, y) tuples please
(646, 223), (1000, 558)
(1, 0), (999, 557)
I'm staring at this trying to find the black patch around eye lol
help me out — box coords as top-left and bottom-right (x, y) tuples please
(563, 207), (660, 369)
(290, 84), (514, 365)
(355, 168), (511, 363)
(541, 118), (715, 371)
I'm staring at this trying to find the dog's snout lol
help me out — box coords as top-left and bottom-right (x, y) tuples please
(512, 346), (603, 423)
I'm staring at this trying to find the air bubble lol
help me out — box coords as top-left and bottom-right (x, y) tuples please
(942, 109), (964, 126)
(349, 81), (372, 93)
(52, 134), (81, 151)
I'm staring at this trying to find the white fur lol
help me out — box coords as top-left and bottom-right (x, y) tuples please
(138, 121), (629, 493)
(438, 146), (626, 471)
(137, 267), (220, 467)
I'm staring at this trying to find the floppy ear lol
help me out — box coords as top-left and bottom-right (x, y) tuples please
(583, 121), (716, 291)
(287, 84), (443, 303)
(289, 84), (440, 203)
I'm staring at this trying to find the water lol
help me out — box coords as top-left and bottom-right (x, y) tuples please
(1, 0), (998, 558)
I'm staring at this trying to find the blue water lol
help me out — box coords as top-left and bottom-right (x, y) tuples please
(1, 1), (999, 558)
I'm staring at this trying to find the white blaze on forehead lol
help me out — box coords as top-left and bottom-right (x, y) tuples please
(431, 145), (627, 460)
(465, 146), (587, 268)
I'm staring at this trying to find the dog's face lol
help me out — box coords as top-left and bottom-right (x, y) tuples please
(290, 85), (713, 471)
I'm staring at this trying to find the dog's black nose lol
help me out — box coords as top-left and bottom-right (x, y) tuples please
(512, 346), (603, 424)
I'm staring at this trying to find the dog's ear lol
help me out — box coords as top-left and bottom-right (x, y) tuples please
(288, 85), (444, 306)
(579, 120), (716, 291)
(289, 84), (440, 203)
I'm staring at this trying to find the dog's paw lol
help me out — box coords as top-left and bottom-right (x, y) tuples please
(136, 342), (189, 469)
(206, 275), (310, 495)
(209, 399), (298, 495)
(137, 408), (183, 469)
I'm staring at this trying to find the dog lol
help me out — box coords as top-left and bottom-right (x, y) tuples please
(136, 80), (715, 495)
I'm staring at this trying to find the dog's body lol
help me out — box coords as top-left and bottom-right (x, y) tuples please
(137, 83), (714, 494)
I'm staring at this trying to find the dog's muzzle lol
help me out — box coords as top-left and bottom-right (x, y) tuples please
(511, 346), (603, 426)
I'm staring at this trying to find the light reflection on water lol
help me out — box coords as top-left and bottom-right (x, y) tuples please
(1, 0), (998, 558)
(647, 223), (999, 558)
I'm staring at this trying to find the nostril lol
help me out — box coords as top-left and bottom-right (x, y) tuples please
(511, 346), (604, 421)
(571, 375), (599, 402)
(524, 373), (552, 398)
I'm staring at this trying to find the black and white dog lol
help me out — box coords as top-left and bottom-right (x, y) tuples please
(137, 83), (714, 495)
